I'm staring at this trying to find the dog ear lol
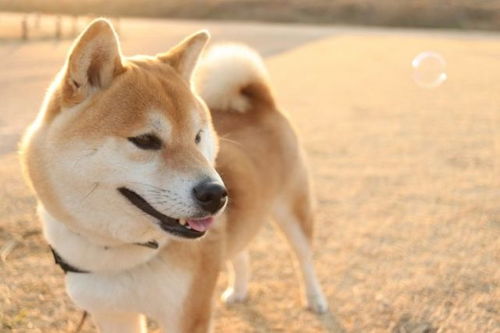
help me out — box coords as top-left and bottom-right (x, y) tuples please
(63, 19), (124, 104)
(157, 30), (210, 82)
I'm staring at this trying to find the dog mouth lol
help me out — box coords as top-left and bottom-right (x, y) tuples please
(117, 187), (215, 239)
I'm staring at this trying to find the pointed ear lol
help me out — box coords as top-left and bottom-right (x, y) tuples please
(157, 30), (210, 82)
(63, 18), (124, 104)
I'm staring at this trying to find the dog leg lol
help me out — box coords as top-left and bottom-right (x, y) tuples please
(221, 250), (250, 304)
(91, 312), (146, 333)
(273, 199), (329, 314)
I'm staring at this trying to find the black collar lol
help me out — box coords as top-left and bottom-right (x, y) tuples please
(49, 240), (159, 274)
(50, 247), (89, 274)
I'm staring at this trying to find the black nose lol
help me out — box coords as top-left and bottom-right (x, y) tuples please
(193, 181), (228, 214)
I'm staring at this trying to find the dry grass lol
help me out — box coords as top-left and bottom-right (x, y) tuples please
(0, 15), (499, 332)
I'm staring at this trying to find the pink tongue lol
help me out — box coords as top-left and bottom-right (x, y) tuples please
(186, 217), (214, 232)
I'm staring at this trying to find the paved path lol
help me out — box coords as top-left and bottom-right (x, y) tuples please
(0, 15), (499, 332)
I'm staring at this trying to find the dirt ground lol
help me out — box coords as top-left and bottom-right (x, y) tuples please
(0, 14), (499, 333)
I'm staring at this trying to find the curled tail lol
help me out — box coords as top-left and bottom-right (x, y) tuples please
(195, 44), (275, 113)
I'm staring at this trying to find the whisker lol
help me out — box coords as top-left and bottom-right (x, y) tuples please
(81, 182), (99, 203)
(129, 182), (166, 192)
(219, 135), (243, 147)
(72, 148), (98, 169)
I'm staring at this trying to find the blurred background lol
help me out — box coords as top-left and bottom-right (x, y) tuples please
(2, 0), (500, 30)
(0, 1), (499, 332)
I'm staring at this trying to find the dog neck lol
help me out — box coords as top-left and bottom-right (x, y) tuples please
(40, 205), (166, 273)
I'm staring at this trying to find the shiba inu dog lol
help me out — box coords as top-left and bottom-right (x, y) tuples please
(20, 19), (328, 332)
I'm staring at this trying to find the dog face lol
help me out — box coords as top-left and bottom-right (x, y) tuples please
(22, 20), (227, 244)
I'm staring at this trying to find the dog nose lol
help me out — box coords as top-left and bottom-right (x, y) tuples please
(193, 181), (228, 214)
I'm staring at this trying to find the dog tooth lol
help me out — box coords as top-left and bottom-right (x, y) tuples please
(179, 219), (187, 226)
(185, 224), (192, 229)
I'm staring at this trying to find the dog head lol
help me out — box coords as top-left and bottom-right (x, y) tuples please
(21, 19), (226, 244)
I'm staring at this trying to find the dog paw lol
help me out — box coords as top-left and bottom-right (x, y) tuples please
(307, 292), (329, 314)
(221, 288), (247, 305)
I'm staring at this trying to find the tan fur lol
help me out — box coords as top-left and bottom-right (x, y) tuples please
(20, 19), (326, 332)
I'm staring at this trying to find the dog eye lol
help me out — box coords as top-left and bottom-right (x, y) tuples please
(128, 134), (162, 150)
(195, 131), (202, 144)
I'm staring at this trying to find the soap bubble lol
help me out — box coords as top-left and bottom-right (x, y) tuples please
(412, 51), (447, 88)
